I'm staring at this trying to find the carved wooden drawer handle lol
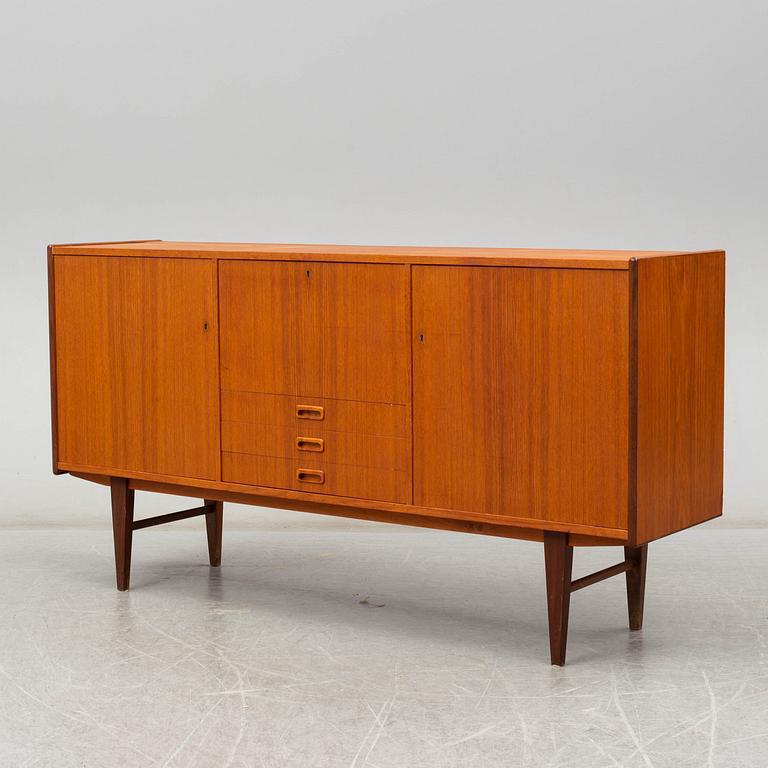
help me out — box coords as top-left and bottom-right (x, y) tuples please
(296, 405), (324, 420)
(296, 468), (325, 484)
(296, 436), (324, 452)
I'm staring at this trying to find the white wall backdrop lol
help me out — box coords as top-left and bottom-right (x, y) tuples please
(1, 0), (765, 526)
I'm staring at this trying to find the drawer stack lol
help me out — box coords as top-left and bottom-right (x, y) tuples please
(221, 392), (410, 503)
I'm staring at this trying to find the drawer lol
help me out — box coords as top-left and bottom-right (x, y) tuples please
(222, 422), (408, 471)
(222, 391), (408, 437)
(222, 452), (409, 504)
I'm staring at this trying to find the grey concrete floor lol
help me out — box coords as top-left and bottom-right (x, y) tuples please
(0, 521), (766, 767)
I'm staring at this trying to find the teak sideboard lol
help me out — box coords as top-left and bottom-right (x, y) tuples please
(47, 240), (725, 665)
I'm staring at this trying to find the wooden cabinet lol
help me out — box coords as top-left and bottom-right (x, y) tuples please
(48, 240), (725, 665)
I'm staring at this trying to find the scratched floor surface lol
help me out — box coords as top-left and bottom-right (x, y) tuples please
(0, 523), (766, 767)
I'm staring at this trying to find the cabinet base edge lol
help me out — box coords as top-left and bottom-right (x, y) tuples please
(65, 467), (628, 546)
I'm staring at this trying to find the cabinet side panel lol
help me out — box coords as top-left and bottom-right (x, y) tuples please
(413, 266), (629, 531)
(54, 255), (220, 480)
(47, 247), (64, 473)
(636, 252), (725, 543)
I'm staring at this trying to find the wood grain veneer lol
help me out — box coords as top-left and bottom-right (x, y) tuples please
(221, 392), (409, 436)
(634, 251), (725, 543)
(413, 265), (629, 531)
(222, 423), (408, 471)
(47, 247), (62, 474)
(222, 452), (410, 504)
(220, 260), (411, 404)
(53, 255), (220, 479)
(49, 240), (720, 269)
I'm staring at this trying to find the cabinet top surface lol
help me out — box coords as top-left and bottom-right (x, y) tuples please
(49, 240), (722, 269)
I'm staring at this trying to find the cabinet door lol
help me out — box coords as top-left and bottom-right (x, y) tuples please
(54, 256), (219, 480)
(413, 266), (629, 532)
(220, 261), (410, 404)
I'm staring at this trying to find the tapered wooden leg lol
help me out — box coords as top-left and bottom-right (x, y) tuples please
(624, 544), (647, 630)
(204, 499), (223, 567)
(544, 531), (573, 666)
(110, 477), (134, 591)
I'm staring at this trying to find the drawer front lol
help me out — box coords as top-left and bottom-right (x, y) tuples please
(222, 452), (409, 504)
(222, 391), (409, 437)
(222, 422), (408, 471)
